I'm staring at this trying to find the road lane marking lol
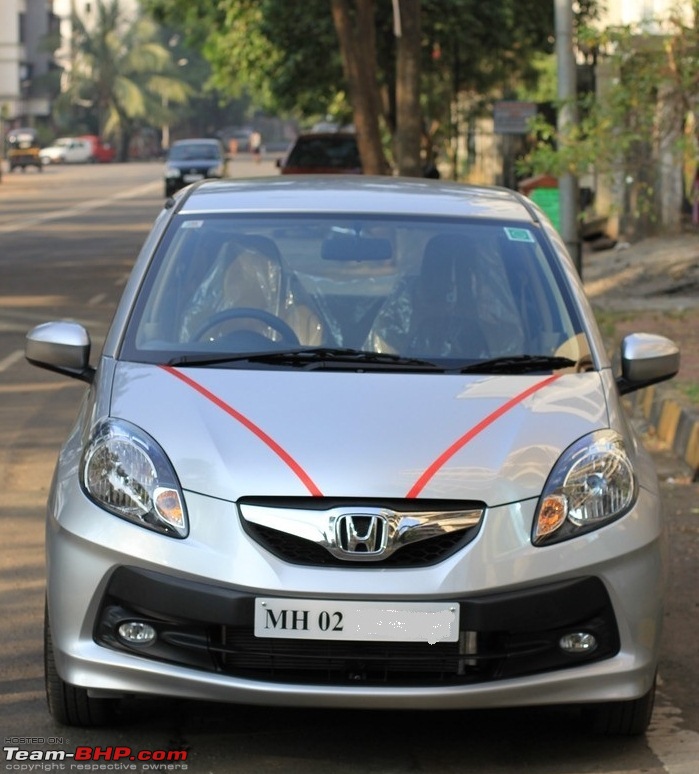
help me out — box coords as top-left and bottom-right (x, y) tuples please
(0, 381), (83, 393)
(0, 180), (161, 234)
(0, 350), (23, 372)
(88, 292), (108, 306)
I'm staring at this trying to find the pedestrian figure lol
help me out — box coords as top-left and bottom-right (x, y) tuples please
(250, 130), (262, 163)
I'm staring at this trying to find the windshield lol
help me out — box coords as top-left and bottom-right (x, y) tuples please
(168, 143), (221, 161)
(121, 214), (591, 372)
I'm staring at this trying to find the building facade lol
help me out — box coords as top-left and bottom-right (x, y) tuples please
(0, 0), (141, 136)
(601, 0), (692, 28)
(0, 0), (56, 129)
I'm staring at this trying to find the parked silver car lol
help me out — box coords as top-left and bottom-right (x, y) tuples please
(26, 176), (679, 734)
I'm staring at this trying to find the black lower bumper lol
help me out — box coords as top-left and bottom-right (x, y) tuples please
(96, 566), (620, 686)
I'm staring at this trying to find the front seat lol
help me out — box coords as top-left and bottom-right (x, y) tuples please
(182, 236), (323, 346)
(407, 234), (490, 359)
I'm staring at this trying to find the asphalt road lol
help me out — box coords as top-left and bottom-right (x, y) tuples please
(0, 161), (697, 774)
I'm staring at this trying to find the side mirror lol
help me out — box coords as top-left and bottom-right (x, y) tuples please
(616, 332), (679, 395)
(25, 321), (95, 383)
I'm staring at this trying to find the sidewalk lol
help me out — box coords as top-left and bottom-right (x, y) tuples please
(582, 231), (699, 479)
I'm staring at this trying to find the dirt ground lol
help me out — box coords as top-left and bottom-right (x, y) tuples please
(582, 230), (699, 397)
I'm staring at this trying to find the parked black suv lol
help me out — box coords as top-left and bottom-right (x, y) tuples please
(277, 132), (362, 175)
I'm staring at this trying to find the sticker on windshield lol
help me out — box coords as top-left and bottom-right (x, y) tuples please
(181, 220), (204, 229)
(504, 227), (535, 243)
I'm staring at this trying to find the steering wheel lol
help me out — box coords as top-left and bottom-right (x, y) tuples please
(193, 307), (300, 346)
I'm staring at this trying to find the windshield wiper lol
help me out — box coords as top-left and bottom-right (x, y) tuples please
(167, 347), (440, 371)
(456, 355), (577, 374)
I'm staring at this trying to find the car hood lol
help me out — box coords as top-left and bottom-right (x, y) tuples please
(109, 363), (610, 505)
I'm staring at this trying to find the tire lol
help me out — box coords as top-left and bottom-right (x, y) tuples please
(44, 604), (118, 727)
(583, 673), (657, 736)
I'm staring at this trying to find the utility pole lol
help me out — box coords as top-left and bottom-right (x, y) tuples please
(555, 0), (581, 275)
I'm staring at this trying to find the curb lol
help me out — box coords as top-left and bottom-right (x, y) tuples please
(624, 387), (699, 481)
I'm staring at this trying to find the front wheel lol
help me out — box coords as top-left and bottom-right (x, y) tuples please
(44, 604), (118, 727)
(583, 673), (657, 736)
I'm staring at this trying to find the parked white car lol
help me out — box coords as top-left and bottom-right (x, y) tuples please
(39, 137), (93, 164)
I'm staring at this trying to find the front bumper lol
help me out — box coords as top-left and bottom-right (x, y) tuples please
(46, 482), (666, 710)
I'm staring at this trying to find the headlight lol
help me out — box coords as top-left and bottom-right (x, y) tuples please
(165, 166), (182, 179)
(80, 419), (188, 538)
(207, 164), (224, 176)
(533, 429), (636, 546)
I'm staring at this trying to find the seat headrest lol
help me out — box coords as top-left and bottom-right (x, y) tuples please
(419, 234), (473, 305)
(236, 234), (283, 265)
(222, 243), (282, 309)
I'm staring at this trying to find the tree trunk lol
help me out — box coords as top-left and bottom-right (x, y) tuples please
(331, 0), (390, 174)
(394, 0), (423, 177)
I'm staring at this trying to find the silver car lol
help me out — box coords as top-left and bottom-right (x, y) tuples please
(26, 176), (679, 734)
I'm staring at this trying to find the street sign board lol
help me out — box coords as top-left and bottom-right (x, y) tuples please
(494, 101), (537, 135)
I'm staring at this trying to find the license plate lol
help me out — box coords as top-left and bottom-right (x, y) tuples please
(183, 173), (204, 182)
(254, 598), (459, 643)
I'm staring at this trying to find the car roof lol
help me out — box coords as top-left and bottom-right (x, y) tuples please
(176, 176), (539, 222)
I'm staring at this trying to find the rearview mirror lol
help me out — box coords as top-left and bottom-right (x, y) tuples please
(321, 234), (392, 262)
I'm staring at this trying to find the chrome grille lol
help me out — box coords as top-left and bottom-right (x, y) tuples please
(239, 498), (484, 567)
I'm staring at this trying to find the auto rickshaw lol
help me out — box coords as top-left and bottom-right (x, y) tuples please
(6, 127), (43, 172)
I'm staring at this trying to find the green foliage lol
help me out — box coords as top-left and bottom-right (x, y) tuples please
(144, 0), (570, 125)
(520, 9), (699, 224)
(143, 0), (602, 177)
(146, 0), (346, 121)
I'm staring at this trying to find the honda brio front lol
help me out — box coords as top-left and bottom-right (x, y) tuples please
(26, 177), (679, 734)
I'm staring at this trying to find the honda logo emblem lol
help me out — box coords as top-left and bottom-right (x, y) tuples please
(335, 513), (387, 556)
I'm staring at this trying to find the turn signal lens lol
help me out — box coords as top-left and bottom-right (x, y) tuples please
(154, 487), (185, 530)
(534, 494), (567, 540)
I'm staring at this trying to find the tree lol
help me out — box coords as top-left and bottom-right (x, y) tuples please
(144, 0), (575, 175)
(394, 0), (423, 176)
(330, 0), (389, 174)
(58, 0), (191, 160)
